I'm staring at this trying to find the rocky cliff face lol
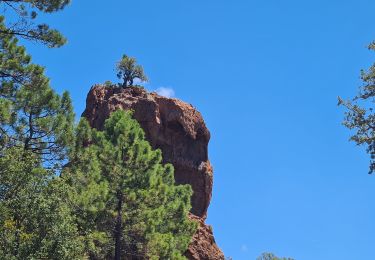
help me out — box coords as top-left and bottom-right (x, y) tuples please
(83, 85), (223, 259)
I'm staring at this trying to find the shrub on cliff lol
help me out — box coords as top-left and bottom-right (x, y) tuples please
(64, 110), (197, 259)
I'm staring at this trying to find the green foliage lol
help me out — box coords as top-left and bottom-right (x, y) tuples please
(65, 111), (197, 259)
(0, 2), (82, 259)
(0, 18), (75, 168)
(0, 16), (31, 87)
(0, 0), (70, 47)
(116, 54), (148, 88)
(257, 252), (295, 260)
(0, 147), (84, 259)
(14, 69), (75, 166)
(339, 42), (375, 173)
(0, 70), (75, 168)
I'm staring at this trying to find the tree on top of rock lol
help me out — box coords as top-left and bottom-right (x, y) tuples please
(116, 54), (148, 88)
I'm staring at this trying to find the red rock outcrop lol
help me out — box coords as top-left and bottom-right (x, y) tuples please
(186, 214), (224, 260)
(83, 85), (223, 259)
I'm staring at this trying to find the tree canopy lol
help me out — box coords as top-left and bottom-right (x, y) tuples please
(0, 6), (74, 168)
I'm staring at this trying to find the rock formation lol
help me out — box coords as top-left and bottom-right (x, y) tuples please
(83, 85), (223, 259)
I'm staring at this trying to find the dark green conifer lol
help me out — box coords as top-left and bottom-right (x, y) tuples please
(0, 16), (75, 167)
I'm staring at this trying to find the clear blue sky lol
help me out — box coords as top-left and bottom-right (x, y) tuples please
(22, 0), (375, 259)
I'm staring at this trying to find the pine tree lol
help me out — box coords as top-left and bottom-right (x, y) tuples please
(63, 119), (110, 259)
(0, 64), (75, 168)
(0, 16), (75, 168)
(0, 16), (31, 84)
(0, 1), (73, 154)
(65, 111), (197, 259)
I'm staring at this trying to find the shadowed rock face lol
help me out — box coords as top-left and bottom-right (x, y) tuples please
(83, 85), (224, 259)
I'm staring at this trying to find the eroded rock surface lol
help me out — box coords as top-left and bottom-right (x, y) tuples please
(186, 214), (224, 260)
(83, 85), (223, 259)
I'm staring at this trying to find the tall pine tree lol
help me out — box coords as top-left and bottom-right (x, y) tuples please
(0, 15), (75, 168)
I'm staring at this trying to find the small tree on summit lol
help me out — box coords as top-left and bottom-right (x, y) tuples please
(116, 54), (148, 88)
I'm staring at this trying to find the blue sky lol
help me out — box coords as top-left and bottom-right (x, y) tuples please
(21, 0), (375, 259)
